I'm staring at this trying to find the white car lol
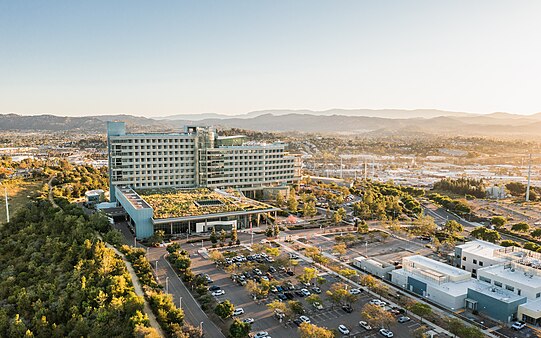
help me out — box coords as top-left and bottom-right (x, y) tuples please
(359, 321), (372, 330)
(338, 324), (350, 335)
(211, 290), (225, 296)
(349, 288), (361, 295)
(369, 299), (382, 306)
(379, 301), (387, 308)
(254, 332), (269, 338)
(313, 302), (324, 310)
(233, 308), (244, 316)
(243, 317), (254, 324)
(300, 288), (311, 296)
(299, 315), (311, 324)
(379, 328), (394, 337)
(512, 321), (526, 330)
(397, 316), (411, 323)
(261, 276), (270, 281)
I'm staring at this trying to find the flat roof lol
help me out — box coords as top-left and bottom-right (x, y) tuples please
(469, 280), (525, 303)
(479, 264), (541, 288)
(392, 269), (475, 297)
(457, 240), (504, 257)
(405, 255), (471, 278)
(519, 299), (541, 313)
(117, 187), (152, 209)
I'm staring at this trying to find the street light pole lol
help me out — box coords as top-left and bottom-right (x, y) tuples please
(155, 260), (158, 272)
(199, 321), (203, 336)
(134, 236), (136, 247)
(179, 296), (182, 309)
(166, 277), (169, 293)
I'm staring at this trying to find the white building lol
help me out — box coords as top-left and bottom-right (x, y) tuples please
(453, 240), (507, 276)
(352, 256), (395, 280)
(391, 255), (475, 310)
(107, 122), (301, 201)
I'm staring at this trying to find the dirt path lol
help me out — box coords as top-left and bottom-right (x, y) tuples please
(105, 243), (165, 337)
(47, 176), (60, 209)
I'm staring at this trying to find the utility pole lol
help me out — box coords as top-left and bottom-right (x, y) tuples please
(4, 187), (9, 223)
(165, 277), (169, 293)
(526, 154), (532, 202)
(340, 156), (343, 179)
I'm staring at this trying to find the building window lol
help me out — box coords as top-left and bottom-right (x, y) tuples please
(494, 281), (502, 287)
(472, 269), (477, 275)
(505, 285), (514, 292)
(479, 261), (483, 266)
(536, 293), (540, 298)
(463, 257), (466, 261)
(479, 276), (491, 284)
(473, 259), (477, 264)
(461, 266), (465, 270)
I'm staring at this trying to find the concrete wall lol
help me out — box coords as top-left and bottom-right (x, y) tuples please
(467, 288), (527, 323)
(425, 285), (467, 310)
(115, 189), (154, 239)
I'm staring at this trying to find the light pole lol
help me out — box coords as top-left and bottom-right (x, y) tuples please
(179, 296), (182, 309)
(134, 236), (136, 247)
(166, 277), (169, 293)
(155, 260), (158, 272)
(199, 321), (203, 336)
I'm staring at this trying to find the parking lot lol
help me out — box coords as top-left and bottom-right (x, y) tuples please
(186, 240), (428, 338)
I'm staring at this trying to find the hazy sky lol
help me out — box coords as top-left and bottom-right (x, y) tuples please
(1, 1), (540, 117)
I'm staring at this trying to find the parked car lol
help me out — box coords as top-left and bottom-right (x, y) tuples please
(243, 318), (255, 324)
(299, 315), (311, 324)
(342, 304), (353, 313)
(359, 321), (372, 330)
(284, 292), (295, 300)
(261, 276), (270, 282)
(295, 290), (305, 297)
(276, 285), (284, 292)
(311, 287), (322, 294)
(293, 319), (303, 327)
(253, 268), (262, 275)
(254, 332), (269, 338)
(349, 288), (362, 295)
(338, 325), (350, 335)
(286, 270), (295, 276)
(233, 308), (244, 316)
(270, 286), (278, 293)
(379, 328), (394, 337)
(512, 321), (526, 330)
(313, 302), (323, 310)
(300, 288), (311, 297)
(211, 290), (225, 296)
(369, 299), (382, 306)
(397, 316), (411, 323)
(268, 266), (277, 273)
(277, 293), (288, 301)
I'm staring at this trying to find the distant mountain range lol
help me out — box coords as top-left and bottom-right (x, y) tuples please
(2, 109), (541, 138)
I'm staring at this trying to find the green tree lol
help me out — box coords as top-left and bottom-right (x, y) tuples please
(276, 193), (285, 208)
(229, 319), (251, 338)
(231, 228), (238, 244)
(332, 243), (347, 257)
(220, 229), (227, 244)
(288, 193), (298, 212)
(214, 300), (234, 319)
(287, 300), (304, 315)
(531, 228), (541, 238)
(360, 275), (378, 290)
(303, 201), (317, 217)
(491, 216), (507, 229)
(298, 267), (318, 284)
(442, 220), (463, 236)
(470, 226), (501, 243)
(332, 208), (346, 225)
(357, 219), (369, 233)
(210, 227), (218, 244)
(501, 240), (522, 248)
(409, 302), (432, 323)
(511, 222), (530, 232)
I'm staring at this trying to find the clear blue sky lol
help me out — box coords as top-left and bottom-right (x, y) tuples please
(1, 1), (540, 116)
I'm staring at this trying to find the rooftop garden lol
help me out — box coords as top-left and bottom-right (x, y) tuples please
(138, 188), (273, 219)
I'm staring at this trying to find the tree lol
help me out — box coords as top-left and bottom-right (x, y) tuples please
(220, 229), (227, 244)
(442, 220), (463, 236)
(447, 318), (483, 338)
(267, 300), (287, 316)
(303, 201), (317, 217)
(265, 226), (274, 237)
(298, 267), (318, 284)
(214, 300), (234, 319)
(409, 302), (432, 323)
(210, 227), (218, 244)
(305, 294), (322, 306)
(287, 300), (304, 315)
(360, 303), (394, 329)
(229, 319), (251, 338)
(288, 193), (298, 212)
(332, 208), (346, 225)
(332, 243), (347, 257)
(470, 226), (501, 243)
(276, 192), (285, 208)
(501, 240), (522, 248)
(298, 322), (334, 338)
(531, 229), (541, 238)
(325, 283), (349, 307)
(360, 275), (378, 290)
(357, 219), (369, 233)
(273, 223), (280, 237)
(491, 216), (507, 229)
(511, 222), (530, 233)
(209, 250), (225, 264)
(231, 228), (238, 244)
(411, 214), (437, 236)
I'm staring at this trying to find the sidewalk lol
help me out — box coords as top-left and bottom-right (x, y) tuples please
(105, 243), (166, 337)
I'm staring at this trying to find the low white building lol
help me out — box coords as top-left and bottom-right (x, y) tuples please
(352, 256), (396, 280)
(453, 240), (507, 276)
(391, 255), (475, 310)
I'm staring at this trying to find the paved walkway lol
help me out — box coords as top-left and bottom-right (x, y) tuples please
(105, 243), (165, 337)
